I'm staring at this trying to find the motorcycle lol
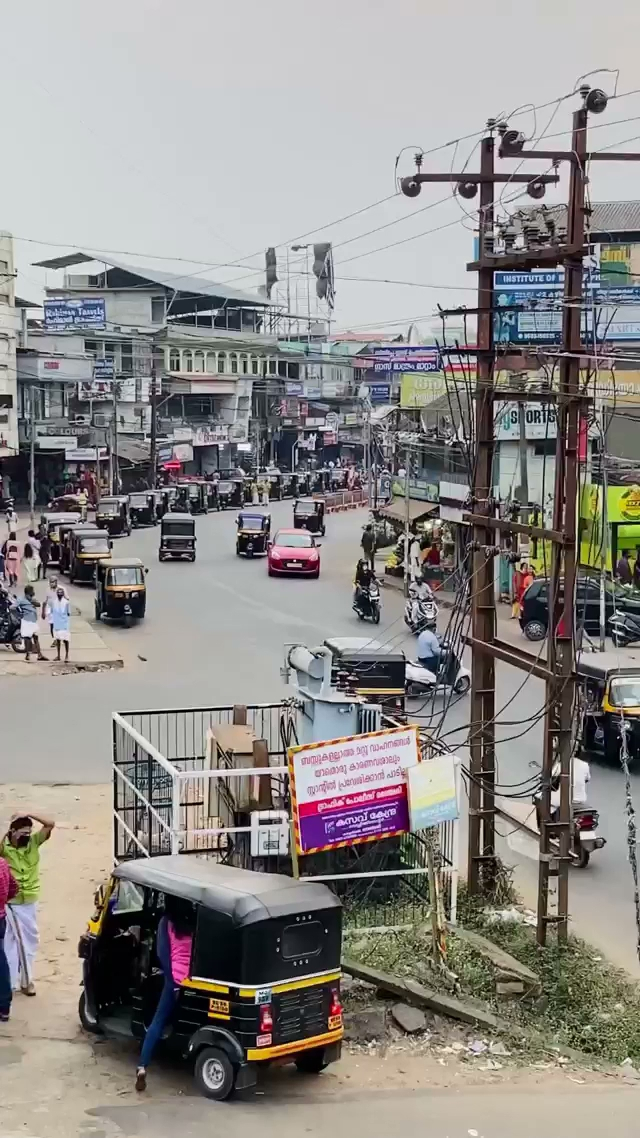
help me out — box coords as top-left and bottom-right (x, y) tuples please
(0, 597), (23, 653)
(404, 581), (438, 634)
(405, 641), (470, 697)
(353, 580), (381, 624)
(609, 609), (640, 648)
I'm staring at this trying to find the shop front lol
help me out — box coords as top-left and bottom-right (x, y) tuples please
(580, 483), (640, 571)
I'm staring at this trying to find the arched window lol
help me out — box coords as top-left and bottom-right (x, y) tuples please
(183, 350), (193, 373)
(240, 354), (249, 375)
(169, 349), (180, 372)
(194, 350), (205, 373)
(251, 357), (259, 375)
(217, 353), (226, 374)
(206, 351), (216, 373)
(229, 352), (238, 375)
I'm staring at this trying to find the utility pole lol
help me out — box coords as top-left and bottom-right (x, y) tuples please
(29, 383), (36, 527)
(150, 354), (158, 491)
(599, 403), (609, 652)
(111, 382), (119, 495)
(404, 446), (411, 597)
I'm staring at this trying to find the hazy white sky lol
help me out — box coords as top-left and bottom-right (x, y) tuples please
(4, 0), (640, 334)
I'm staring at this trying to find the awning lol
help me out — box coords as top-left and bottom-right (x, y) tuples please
(370, 404), (397, 423)
(117, 437), (150, 466)
(378, 496), (439, 524)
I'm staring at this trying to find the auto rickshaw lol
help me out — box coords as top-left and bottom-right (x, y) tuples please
(310, 469), (331, 494)
(293, 497), (326, 536)
(280, 473), (296, 499)
(158, 513), (196, 562)
(78, 857), (343, 1101)
(176, 481), (208, 515)
(67, 527), (112, 585)
(578, 652), (640, 764)
(151, 489), (170, 521)
(40, 512), (82, 568)
(205, 481), (219, 511)
(218, 479), (244, 509)
(59, 522), (87, 575)
(47, 493), (84, 515)
(94, 557), (147, 625)
(236, 510), (271, 557)
(129, 492), (157, 528)
(96, 496), (132, 537)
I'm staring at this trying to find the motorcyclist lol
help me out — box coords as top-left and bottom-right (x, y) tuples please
(407, 575), (436, 629)
(416, 626), (441, 676)
(354, 559), (375, 613)
(534, 754), (591, 829)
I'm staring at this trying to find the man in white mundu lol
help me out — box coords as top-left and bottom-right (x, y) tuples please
(0, 812), (55, 995)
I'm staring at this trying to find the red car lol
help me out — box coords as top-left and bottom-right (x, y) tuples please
(267, 529), (320, 578)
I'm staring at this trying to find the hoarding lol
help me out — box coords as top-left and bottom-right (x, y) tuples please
(494, 402), (558, 440)
(44, 298), (106, 331)
(407, 754), (459, 830)
(400, 372), (447, 409)
(288, 724), (418, 856)
(368, 380), (391, 403)
(373, 346), (441, 373)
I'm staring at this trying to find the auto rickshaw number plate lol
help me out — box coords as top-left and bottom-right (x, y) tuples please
(208, 998), (230, 1015)
(328, 1013), (343, 1030)
(255, 987), (272, 1004)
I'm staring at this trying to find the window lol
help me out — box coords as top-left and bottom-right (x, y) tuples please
(281, 920), (323, 959)
(217, 353), (226, 374)
(84, 340), (99, 355)
(240, 354), (249, 374)
(268, 359), (277, 375)
(151, 296), (165, 323)
(251, 357), (259, 375)
(206, 352), (216, 373)
(169, 349), (180, 372)
(229, 353), (238, 375)
(194, 350), (205, 373)
(121, 340), (133, 375)
(183, 350), (193, 373)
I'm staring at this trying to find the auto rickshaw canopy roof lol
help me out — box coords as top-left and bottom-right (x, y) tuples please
(112, 855), (341, 927)
(577, 651), (640, 683)
(294, 497), (323, 514)
(98, 557), (145, 568)
(42, 512), (83, 525)
(161, 512), (194, 525)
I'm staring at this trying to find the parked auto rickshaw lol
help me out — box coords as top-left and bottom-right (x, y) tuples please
(96, 496), (132, 537)
(94, 557), (147, 625)
(151, 489), (170, 521)
(217, 479), (244, 509)
(40, 512), (82, 568)
(280, 473), (296, 499)
(176, 481), (208, 515)
(47, 493), (84, 515)
(310, 469), (331, 494)
(205, 481), (219, 511)
(129, 492), (157, 528)
(236, 510), (271, 557)
(293, 497), (326, 536)
(59, 522), (87, 575)
(158, 513), (196, 562)
(67, 527), (112, 585)
(78, 856), (343, 1101)
(578, 652), (640, 764)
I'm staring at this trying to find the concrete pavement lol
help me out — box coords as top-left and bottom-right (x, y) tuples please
(0, 609), (122, 675)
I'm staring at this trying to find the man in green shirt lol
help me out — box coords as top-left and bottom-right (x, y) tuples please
(0, 812), (55, 995)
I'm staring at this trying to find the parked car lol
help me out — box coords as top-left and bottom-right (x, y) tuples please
(519, 575), (640, 641)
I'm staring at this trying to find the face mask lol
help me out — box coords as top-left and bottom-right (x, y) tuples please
(14, 834), (30, 847)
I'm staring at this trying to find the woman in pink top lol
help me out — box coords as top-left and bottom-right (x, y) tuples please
(135, 902), (194, 1092)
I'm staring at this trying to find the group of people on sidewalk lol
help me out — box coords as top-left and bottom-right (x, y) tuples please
(0, 811), (54, 1022)
(1, 575), (72, 663)
(2, 511), (53, 587)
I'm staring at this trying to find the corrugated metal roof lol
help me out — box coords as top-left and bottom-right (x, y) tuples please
(518, 201), (640, 236)
(32, 251), (271, 307)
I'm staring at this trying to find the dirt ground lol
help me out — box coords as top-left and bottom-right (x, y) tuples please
(0, 785), (634, 1138)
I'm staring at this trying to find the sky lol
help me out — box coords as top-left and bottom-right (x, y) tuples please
(4, 0), (640, 337)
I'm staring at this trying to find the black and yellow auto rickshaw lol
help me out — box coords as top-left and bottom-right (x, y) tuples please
(47, 492), (84, 515)
(40, 512), (82, 568)
(578, 652), (640, 764)
(176, 481), (208, 515)
(293, 497), (326, 536)
(151, 488), (170, 521)
(96, 496), (132, 537)
(94, 557), (147, 625)
(280, 473), (296, 499)
(67, 527), (112, 585)
(129, 492), (157, 528)
(158, 512), (196, 562)
(218, 479), (244, 510)
(236, 510), (271, 557)
(78, 857), (343, 1101)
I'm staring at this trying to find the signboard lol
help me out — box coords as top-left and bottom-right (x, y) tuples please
(287, 725), (418, 856)
(373, 346), (441, 374)
(322, 431), (338, 445)
(172, 443), (193, 463)
(407, 754), (459, 830)
(325, 411), (339, 430)
(368, 381), (391, 403)
(65, 447), (108, 462)
(285, 381), (304, 396)
(192, 424), (229, 446)
(495, 402), (558, 441)
(37, 435), (77, 450)
(36, 423), (76, 436)
(400, 372), (447, 408)
(228, 420), (249, 443)
(93, 358), (115, 380)
(494, 243), (640, 344)
(79, 380), (111, 401)
(44, 298), (106, 331)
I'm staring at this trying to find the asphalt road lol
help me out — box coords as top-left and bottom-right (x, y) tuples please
(2, 500), (640, 971)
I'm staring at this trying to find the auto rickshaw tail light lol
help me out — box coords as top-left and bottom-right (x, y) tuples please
(259, 1002), (273, 1032)
(330, 987), (343, 1019)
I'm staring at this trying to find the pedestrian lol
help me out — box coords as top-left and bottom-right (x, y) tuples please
(38, 532), (51, 580)
(425, 541), (441, 567)
(135, 898), (194, 1092)
(42, 576), (60, 645)
(1, 811), (55, 996)
(77, 487), (88, 522)
(511, 562), (526, 619)
(50, 586), (71, 663)
(360, 523), (376, 572)
(0, 854), (18, 1022)
(616, 549), (633, 585)
(5, 506), (17, 535)
(4, 532), (19, 588)
(261, 480), (270, 506)
(251, 480), (259, 506)
(12, 584), (46, 662)
(22, 542), (40, 585)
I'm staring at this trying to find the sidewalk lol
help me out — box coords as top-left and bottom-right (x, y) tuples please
(0, 609), (123, 676)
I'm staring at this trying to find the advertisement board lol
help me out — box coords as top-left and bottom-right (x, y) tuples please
(400, 372), (447, 409)
(373, 346), (441, 374)
(192, 424), (228, 446)
(44, 298), (106, 331)
(288, 725), (418, 856)
(407, 754), (458, 830)
(495, 402), (558, 440)
(368, 380), (392, 403)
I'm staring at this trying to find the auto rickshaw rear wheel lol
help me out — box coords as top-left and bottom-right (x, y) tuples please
(78, 991), (101, 1034)
(295, 1047), (327, 1074)
(194, 1046), (236, 1100)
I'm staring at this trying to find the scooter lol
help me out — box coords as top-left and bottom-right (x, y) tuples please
(405, 642), (471, 697)
(353, 580), (381, 624)
(533, 794), (605, 869)
(610, 609), (640, 648)
(404, 581), (438, 633)
(0, 597), (23, 652)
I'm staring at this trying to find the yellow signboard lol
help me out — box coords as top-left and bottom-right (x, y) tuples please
(399, 372), (447, 408)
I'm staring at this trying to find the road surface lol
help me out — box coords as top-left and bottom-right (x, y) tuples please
(1, 500), (639, 971)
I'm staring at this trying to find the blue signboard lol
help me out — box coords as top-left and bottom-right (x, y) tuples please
(44, 298), (106, 331)
(373, 346), (441, 373)
(93, 357), (115, 380)
(368, 381), (391, 403)
(285, 381), (304, 396)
